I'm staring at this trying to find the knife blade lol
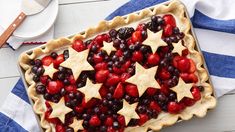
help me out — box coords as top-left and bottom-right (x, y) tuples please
(0, 0), (52, 48)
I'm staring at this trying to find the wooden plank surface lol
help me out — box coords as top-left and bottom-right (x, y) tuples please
(0, 0), (235, 131)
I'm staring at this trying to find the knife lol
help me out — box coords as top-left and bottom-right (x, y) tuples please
(0, 0), (52, 48)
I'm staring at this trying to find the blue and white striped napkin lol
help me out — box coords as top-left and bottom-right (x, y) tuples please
(1, 0), (235, 131)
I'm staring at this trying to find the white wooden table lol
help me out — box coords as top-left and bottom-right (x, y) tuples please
(0, 0), (235, 131)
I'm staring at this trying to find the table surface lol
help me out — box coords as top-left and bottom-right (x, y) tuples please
(0, 0), (235, 131)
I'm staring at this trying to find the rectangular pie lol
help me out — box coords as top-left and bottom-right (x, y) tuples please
(19, 0), (216, 131)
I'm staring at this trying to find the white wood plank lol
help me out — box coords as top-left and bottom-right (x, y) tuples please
(0, 45), (38, 78)
(59, 0), (107, 5)
(162, 95), (235, 132)
(55, 0), (129, 37)
(0, 77), (20, 106)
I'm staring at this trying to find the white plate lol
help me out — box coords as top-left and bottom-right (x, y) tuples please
(0, 0), (58, 39)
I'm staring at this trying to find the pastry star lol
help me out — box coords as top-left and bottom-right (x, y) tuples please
(125, 63), (160, 97)
(43, 63), (58, 78)
(171, 78), (194, 102)
(60, 48), (94, 80)
(117, 100), (139, 125)
(101, 41), (116, 55)
(142, 29), (168, 53)
(77, 78), (102, 103)
(49, 97), (72, 123)
(172, 40), (186, 56)
(69, 118), (84, 131)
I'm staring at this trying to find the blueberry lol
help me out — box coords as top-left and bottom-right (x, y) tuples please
(109, 29), (118, 38)
(50, 52), (58, 59)
(32, 66), (38, 74)
(63, 50), (69, 60)
(34, 59), (42, 67)
(36, 85), (46, 94)
(33, 75), (40, 82)
(113, 121), (119, 129)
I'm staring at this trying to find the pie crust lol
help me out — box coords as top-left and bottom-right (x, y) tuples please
(18, 0), (217, 131)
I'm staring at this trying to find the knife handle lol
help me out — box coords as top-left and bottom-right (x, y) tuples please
(0, 12), (26, 48)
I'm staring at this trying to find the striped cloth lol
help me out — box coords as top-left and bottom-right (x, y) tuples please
(1, 0), (235, 131)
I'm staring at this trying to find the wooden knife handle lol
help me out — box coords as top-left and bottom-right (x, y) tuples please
(0, 12), (26, 48)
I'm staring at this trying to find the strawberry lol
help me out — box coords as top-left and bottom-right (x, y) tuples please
(159, 68), (171, 80)
(47, 81), (63, 94)
(149, 101), (161, 113)
(132, 51), (143, 62)
(106, 74), (120, 86)
(147, 53), (160, 65)
(72, 39), (85, 52)
(182, 97), (195, 106)
(191, 87), (201, 101)
(120, 73), (131, 82)
(113, 66), (122, 74)
(82, 98), (99, 108)
(188, 73), (198, 83)
(93, 54), (103, 64)
(182, 49), (189, 56)
(125, 84), (139, 97)
(167, 101), (182, 114)
(102, 33), (111, 42)
(172, 55), (182, 68)
(163, 14), (176, 27)
(105, 117), (113, 126)
(117, 115), (126, 126)
(160, 84), (170, 95)
(99, 86), (109, 97)
(131, 31), (142, 43)
(75, 106), (84, 113)
(68, 75), (76, 84)
(146, 88), (157, 96)
(121, 60), (131, 71)
(55, 124), (65, 132)
(113, 83), (124, 99)
(138, 114), (149, 125)
(95, 62), (108, 70)
(127, 38), (134, 46)
(42, 56), (53, 66)
(89, 115), (101, 126)
(188, 59), (196, 73)
(40, 75), (49, 85)
(180, 73), (190, 82)
(95, 35), (105, 45)
(115, 50), (123, 57)
(177, 58), (190, 72)
(107, 127), (115, 132)
(163, 24), (173, 37)
(45, 110), (59, 124)
(136, 23), (146, 31)
(54, 54), (64, 68)
(96, 70), (109, 83)
(65, 85), (77, 92)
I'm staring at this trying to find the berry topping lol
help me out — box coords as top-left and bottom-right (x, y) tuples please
(47, 81), (63, 94)
(30, 14), (205, 131)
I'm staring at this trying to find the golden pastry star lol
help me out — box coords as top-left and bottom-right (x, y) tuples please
(172, 40), (186, 56)
(142, 29), (168, 53)
(101, 41), (116, 55)
(171, 77), (194, 102)
(117, 100), (139, 125)
(77, 78), (102, 103)
(43, 63), (58, 78)
(69, 118), (84, 131)
(49, 97), (72, 123)
(125, 63), (160, 97)
(60, 48), (94, 80)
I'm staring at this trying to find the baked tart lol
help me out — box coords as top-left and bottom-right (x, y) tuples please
(19, 0), (216, 131)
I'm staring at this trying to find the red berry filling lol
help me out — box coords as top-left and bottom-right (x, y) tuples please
(30, 14), (204, 132)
